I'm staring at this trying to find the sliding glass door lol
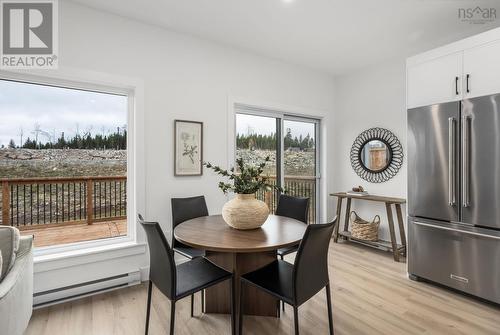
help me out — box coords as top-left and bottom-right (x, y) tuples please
(235, 113), (280, 210)
(235, 107), (320, 223)
(283, 118), (319, 224)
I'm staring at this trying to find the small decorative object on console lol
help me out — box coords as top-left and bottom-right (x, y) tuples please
(347, 185), (368, 196)
(353, 185), (364, 192)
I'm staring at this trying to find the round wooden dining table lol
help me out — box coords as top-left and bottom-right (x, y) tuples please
(174, 214), (307, 320)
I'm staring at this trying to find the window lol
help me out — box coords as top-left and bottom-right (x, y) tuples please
(0, 79), (130, 248)
(235, 105), (320, 223)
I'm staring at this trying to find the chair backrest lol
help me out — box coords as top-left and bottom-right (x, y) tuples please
(138, 214), (176, 300)
(171, 196), (209, 248)
(293, 217), (337, 306)
(275, 194), (310, 224)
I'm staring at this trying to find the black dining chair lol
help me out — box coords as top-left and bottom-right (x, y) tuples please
(275, 194), (310, 260)
(171, 196), (210, 312)
(275, 194), (310, 314)
(239, 218), (337, 335)
(171, 195), (208, 259)
(139, 214), (235, 335)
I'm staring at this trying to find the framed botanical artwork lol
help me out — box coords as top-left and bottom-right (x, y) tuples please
(174, 120), (203, 176)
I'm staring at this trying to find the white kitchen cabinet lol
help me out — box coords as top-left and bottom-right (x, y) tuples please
(407, 52), (462, 109)
(463, 39), (500, 99)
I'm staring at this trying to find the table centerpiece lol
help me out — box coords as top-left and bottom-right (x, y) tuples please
(204, 156), (282, 229)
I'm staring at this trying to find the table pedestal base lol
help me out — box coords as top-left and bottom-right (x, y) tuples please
(205, 250), (278, 318)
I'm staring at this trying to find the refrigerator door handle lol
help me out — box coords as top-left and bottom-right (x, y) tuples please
(448, 117), (456, 206)
(462, 115), (470, 208)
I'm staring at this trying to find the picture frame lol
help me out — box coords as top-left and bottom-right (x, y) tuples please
(174, 120), (203, 176)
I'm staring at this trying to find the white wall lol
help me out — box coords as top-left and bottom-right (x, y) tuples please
(332, 59), (407, 242)
(31, 1), (336, 293)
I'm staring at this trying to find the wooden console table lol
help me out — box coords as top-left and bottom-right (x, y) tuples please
(330, 192), (407, 262)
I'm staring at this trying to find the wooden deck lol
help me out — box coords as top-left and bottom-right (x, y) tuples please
(20, 219), (127, 248)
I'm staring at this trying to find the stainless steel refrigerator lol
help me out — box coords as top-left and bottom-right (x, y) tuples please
(407, 93), (500, 304)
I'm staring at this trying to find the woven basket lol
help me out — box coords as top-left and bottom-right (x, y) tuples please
(350, 211), (380, 241)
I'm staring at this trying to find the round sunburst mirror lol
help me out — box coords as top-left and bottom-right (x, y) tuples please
(350, 127), (403, 183)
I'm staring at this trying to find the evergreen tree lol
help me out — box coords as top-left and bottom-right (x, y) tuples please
(23, 137), (36, 149)
(284, 128), (293, 149)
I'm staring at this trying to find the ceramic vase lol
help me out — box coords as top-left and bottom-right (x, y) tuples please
(222, 193), (269, 230)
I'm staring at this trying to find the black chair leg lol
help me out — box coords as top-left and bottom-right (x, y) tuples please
(190, 294), (194, 317)
(277, 300), (280, 318)
(239, 282), (244, 335)
(145, 281), (153, 335)
(293, 306), (299, 335)
(201, 289), (205, 313)
(170, 300), (176, 335)
(279, 254), (285, 313)
(326, 284), (334, 335)
(230, 277), (236, 335)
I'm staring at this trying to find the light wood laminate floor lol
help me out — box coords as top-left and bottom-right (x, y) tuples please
(26, 242), (500, 335)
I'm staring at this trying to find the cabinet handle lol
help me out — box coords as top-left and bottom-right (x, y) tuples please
(455, 76), (459, 95)
(466, 74), (470, 93)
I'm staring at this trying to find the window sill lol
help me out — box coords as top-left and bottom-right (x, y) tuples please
(34, 240), (147, 273)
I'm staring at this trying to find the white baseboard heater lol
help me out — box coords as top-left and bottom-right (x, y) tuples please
(33, 271), (141, 308)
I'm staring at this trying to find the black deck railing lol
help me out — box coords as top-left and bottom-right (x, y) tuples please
(257, 175), (317, 224)
(0, 176), (126, 229)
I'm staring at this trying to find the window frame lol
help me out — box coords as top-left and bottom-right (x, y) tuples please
(232, 102), (321, 224)
(0, 69), (144, 257)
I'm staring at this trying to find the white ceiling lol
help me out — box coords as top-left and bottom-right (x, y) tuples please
(69, 0), (500, 75)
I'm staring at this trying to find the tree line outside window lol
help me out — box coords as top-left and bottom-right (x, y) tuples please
(5, 126), (127, 150)
(236, 128), (315, 151)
